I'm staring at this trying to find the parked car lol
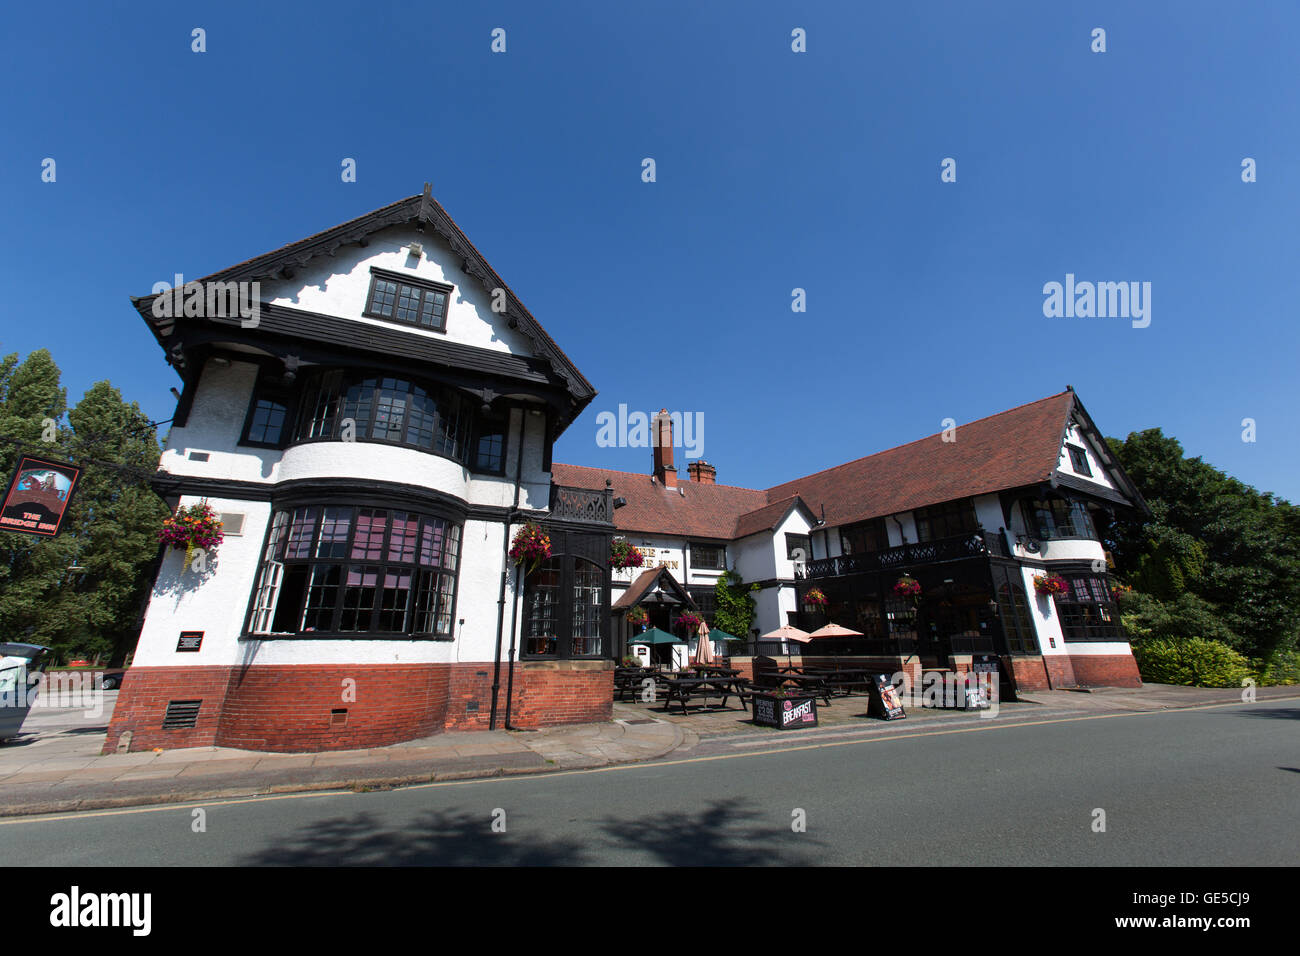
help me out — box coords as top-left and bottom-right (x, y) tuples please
(0, 643), (48, 743)
(99, 668), (127, 690)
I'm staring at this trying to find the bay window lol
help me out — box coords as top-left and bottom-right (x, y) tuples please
(249, 503), (461, 638)
(1022, 496), (1095, 540)
(1057, 573), (1122, 641)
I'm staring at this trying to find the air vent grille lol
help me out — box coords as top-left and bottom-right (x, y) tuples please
(162, 700), (202, 729)
(219, 512), (245, 536)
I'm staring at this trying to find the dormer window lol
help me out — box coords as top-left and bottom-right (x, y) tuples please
(1067, 444), (1093, 477)
(363, 268), (451, 332)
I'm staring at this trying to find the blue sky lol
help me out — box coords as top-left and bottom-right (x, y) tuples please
(3, 1), (1297, 501)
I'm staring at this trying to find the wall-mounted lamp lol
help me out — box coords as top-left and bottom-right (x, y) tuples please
(407, 241), (424, 258)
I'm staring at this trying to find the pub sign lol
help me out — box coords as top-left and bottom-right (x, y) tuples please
(0, 456), (81, 538)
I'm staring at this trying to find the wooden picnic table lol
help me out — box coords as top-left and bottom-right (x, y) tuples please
(659, 676), (749, 715)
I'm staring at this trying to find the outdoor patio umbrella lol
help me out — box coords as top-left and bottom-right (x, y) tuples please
(807, 623), (864, 638)
(807, 623), (865, 666)
(703, 628), (742, 644)
(762, 624), (811, 667)
(691, 622), (716, 665)
(629, 626), (686, 670)
(629, 627), (685, 645)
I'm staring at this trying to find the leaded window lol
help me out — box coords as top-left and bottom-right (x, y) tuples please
(1023, 496), (1095, 540)
(522, 552), (607, 659)
(913, 501), (978, 543)
(296, 373), (470, 460)
(691, 543), (725, 570)
(841, 518), (889, 554)
(249, 504), (460, 638)
(1057, 573), (1122, 641)
(1067, 444), (1093, 477)
(995, 580), (1038, 655)
(364, 270), (451, 331)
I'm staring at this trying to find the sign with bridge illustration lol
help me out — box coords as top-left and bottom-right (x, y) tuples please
(0, 456), (81, 538)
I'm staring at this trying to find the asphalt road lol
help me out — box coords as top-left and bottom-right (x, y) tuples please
(3, 697), (1297, 866)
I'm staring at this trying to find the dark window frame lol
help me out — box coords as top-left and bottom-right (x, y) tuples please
(362, 267), (453, 332)
(521, 553), (608, 660)
(785, 533), (811, 561)
(690, 543), (726, 570)
(840, 518), (889, 554)
(1057, 573), (1123, 642)
(239, 373), (295, 449)
(471, 409), (509, 476)
(1022, 495), (1096, 541)
(246, 503), (461, 640)
(913, 500), (978, 543)
(1067, 444), (1093, 477)
(292, 369), (505, 469)
(993, 566), (1039, 655)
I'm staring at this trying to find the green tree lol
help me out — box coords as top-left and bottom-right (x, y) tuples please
(1108, 428), (1300, 660)
(713, 569), (759, 639)
(0, 351), (167, 663)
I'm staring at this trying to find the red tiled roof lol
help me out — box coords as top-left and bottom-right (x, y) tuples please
(553, 391), (1078, 540)
(732, 496), (810, 540)
(764, 391), (1076, 528)
(549, 464), (766, 540)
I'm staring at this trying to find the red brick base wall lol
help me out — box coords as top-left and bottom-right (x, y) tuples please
(1007, 656), (1051, 692)
(1066, 653), (1142, 688)
(445, 661), (613, 731)
(103, 666), (235, 752)
(105, 660), (612, 754)
(216, 664), (450, 752)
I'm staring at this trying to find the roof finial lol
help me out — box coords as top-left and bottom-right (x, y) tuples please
(422, 182), (432, 197)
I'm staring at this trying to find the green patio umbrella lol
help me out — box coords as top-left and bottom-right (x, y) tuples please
(703, 629), (743, 643)
(628, 627), (685, 646)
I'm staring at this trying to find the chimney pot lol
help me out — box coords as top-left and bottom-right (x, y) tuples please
(687, 460), (717, 485)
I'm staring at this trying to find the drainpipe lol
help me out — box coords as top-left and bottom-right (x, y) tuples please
(503, 564), (522, 729)
(502, 410), (530, 730)
(489, 406), (526, 730)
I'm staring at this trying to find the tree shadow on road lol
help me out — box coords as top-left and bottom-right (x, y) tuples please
(597, 796), (828, 866)
(237, 796), (829, 866)
(1236, 707), (1300, 721)
(239, 807), (589, 866)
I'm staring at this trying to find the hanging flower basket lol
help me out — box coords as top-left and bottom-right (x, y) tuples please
(1034, 573), (1069, 596)
(626, 606), (649, 628)
(1110, 583), (1133, 601)
(803, 587), (828, 609)
(609, 537), (645, 570)
(893, 575), (922, 601)
(158, 500), (224, 568)
(510, 522), (552, 574)
(675, 612), (704, 633)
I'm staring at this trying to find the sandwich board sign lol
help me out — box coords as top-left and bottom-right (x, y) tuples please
(869, 674), (906, 721)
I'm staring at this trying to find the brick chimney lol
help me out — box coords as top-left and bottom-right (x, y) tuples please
(687, 460), (716, 484)
(652, 409), (677, 489)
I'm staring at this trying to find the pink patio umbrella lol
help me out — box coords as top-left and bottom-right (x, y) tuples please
(761, 624), (811, 667)
(807, 623), (864, 639)
(691, 621), (717, 665)
(807, 623), (865, 670)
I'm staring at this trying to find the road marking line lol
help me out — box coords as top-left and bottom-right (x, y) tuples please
(2, 695), (1294, 826)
